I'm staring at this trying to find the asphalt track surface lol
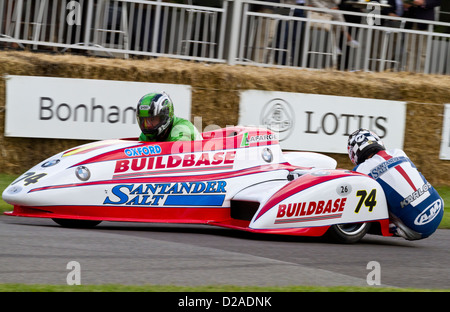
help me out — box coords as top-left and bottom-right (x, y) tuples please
(0, 215), (449, 289)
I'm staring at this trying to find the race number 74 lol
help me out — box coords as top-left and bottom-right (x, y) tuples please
(12, 172), (47, 186)
(354, 189), (377, 213)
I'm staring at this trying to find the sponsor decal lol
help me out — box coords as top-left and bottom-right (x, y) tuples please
(42, 159), (60, 167)
(241, 133), (278, 147)
(124, 145), (162, 157)
(261, 148), (273, 163)
(103, 181), (227, 207)
(113, 151), (236, 176)
(400, 182), (431, 208)
(75, 166), (91, 181)
(369, 156), (410, 179)
(414, 199), (442, 226)
(6, 185), (22, 195)
(274, 198), (346, 224)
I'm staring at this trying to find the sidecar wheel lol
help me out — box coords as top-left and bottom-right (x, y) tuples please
(325, 222), (371, 244)
(52, 218), (102, 228)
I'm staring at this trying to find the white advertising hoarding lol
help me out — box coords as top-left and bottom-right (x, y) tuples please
(239, 90), (406, 154)
(440, 104), (450, 160)
(5, 76), (192, 140)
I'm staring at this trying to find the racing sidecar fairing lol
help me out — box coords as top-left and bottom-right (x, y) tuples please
(2, 126), (392, 243)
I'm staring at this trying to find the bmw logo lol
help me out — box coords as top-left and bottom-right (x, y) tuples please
(75, 166), (91, 181)
(262, 148), (273, 163)
(42, 159), (60, 167)
(7, 185), (22, 194)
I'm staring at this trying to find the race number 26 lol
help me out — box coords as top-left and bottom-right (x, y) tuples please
(354, 189), (377, 213)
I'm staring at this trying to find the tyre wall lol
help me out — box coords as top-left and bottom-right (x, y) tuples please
(1, 51), (449, 185)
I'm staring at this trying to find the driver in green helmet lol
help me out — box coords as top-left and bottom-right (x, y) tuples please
(136, 92), (202, 142)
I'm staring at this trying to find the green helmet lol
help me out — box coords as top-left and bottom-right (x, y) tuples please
(136, 92), (174, 139)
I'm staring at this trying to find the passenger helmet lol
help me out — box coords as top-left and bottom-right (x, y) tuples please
(136, 92), (174, 139)
(347, 129), (385, 165)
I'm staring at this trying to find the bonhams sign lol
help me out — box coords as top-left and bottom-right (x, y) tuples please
(5, 76), (192, 140)
(239, 90), (406, 154)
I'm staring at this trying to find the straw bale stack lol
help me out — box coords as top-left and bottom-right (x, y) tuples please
(1, 51), (449, 185)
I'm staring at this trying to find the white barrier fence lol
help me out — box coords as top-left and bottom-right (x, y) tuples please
(1, 0), (449, 74)
(0, 0), (228, 61)
(236, 1), (450, 75)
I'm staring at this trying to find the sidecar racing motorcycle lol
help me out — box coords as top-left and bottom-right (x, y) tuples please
(2, 126), (393, 243)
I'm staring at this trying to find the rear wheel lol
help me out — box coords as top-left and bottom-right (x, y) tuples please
(52, 218), (102, 228)
(325, 222), (371, 244)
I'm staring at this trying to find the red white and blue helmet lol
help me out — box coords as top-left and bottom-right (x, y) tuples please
(347, 129), (385, 165)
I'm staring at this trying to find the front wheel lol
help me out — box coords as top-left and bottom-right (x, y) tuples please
(52, 218), (102, 228)
(325, 222), (371, 244)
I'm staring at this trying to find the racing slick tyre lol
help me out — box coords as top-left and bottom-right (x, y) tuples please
(52, 218), (102, 228)
(325, 222), (371, 244)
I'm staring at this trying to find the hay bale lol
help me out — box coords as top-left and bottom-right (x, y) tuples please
(0, 51), (449, 185)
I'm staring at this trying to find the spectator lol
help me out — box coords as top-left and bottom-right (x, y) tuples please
(309, 0), (359, 47)
(273, 0), (306, 65)
(251, 0), (280, 63)
(402, 0), (441, 71)
(395, 0), (405, 17)
(337, 0), (363, 69)
(376, 0), (404, 71)
(403, 0), (441, 30)
(438, 1), (450, 33)
(381, 0), (402, 19)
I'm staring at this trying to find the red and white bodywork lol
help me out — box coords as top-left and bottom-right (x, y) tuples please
(2, 127), (392, 243)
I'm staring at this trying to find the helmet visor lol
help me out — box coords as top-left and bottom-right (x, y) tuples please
(139, 116), (163, 134)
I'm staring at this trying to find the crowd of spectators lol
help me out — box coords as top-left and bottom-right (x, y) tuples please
(1, 0), (448, 72)
(250, 0), (445, 68)
(254, 0), (443, 28)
